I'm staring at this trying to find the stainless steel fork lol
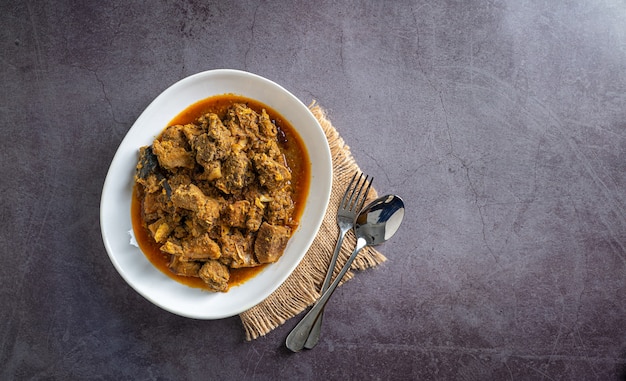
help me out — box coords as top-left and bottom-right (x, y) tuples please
(286, 172), (373, 352)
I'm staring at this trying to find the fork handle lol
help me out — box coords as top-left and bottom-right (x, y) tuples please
(286, 237), (367, 352)
(303, 229), (348, 348)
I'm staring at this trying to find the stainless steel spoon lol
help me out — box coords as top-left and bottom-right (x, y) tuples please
(286, 194), (405, 352)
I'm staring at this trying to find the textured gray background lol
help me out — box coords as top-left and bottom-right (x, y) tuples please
(2, 1), (625, 379)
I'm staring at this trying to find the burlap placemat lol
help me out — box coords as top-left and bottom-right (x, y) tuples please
(239, 103), (387, 340)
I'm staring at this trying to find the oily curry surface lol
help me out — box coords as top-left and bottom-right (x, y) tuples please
(132, 94), (310, 292)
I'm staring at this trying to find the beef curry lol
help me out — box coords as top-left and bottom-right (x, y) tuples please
(132, 95), (309, 292)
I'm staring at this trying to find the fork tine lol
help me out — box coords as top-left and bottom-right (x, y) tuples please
(351, 174), (372, 211)
(355, 175), (373, 211)
(339, 172), (359, 209)
(342, 172), (362, 209)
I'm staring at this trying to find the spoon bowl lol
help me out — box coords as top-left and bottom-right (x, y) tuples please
(355, 194), (405, 245)
(286, 194), (405, 352)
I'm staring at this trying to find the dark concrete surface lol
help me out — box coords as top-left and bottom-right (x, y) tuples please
(2, 1), (625, 379)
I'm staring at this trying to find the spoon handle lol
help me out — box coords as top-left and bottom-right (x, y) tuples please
(286, 237), (368, 352)
(303, 229), (348, 349)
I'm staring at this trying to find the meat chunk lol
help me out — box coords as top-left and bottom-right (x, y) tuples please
(194, 114), (234, 168)
(171, 183), (204, 210)
(226, 103), (259, 137)
(171, 184), (221, 226)
(180, 234), (221, 260)
(223, 200), (250, 228)
(142, 191), (161, 216)
(148, 218), (173, 243)
(161, 239), (184, 256)
(199, 260), (230, 292)
(194, 133), (226, 168)
(141, 190), (172, 223)
(169, 255), (201, 277)
(265, 188), (295, 225)
(136, 146), (172, 197)
(215, 152), (252, 194)
(159, 124), (189, 146)
(253, 153), (291, 191)
(219, 229), (258, 268)
(205, 113), (232, 142)
(152, 139), (195, 170)
(136, 146), (161, 182)
(258, 109), (277, 139)
(254, 222), (291, 264)
(200, 161), (222, 181)
(245, 203), (264, 231)
(181, 123), (204, 144)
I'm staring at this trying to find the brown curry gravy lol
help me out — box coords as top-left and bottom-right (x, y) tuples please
(131, 94), (311, 290)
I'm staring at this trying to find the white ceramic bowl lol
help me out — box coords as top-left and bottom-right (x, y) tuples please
(100, 69), (332, 319)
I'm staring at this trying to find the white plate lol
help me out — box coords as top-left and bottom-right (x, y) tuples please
(100, 69), (332, 319)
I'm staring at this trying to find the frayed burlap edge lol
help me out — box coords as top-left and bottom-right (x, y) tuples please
(238, 103), (387, 340)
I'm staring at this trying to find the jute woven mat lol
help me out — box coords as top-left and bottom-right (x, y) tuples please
(239, 103), (387, 340)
